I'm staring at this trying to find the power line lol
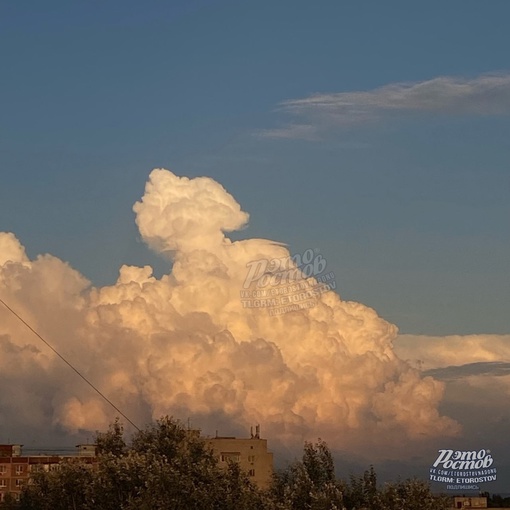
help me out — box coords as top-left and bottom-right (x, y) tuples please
(0, 297), (140, 432)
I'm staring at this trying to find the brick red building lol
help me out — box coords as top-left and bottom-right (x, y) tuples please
(0, 444), (96, 502)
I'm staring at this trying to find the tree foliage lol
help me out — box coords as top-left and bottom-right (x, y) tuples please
(482, 492), (510, 508)
(0, 418), (450, 510)
(270, 439), (344, 510)
(13, 417), (268, 510)
(95, 417), (126, 457)
(269, 441), (449, 510)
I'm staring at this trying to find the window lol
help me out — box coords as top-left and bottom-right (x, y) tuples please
(0, 466), (6, 474)
(15, 479), (24, 487)
(49, 464), (60, 472)
(220, 452), (240, 463)
(248, 455), (255, 462)
(15, 465), (23, 475)
(0, 479), (7, 488)
(248, 469), (255, 477)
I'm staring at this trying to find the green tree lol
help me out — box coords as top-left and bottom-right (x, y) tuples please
(269, 439), (344, 510)
(14, 420), (450, 510)
(0, 493), (21, 510)
(95, 417), (126, 457)
(343, 465), (379, 509)
(378, 478), (450, 510)
(18, 416), (269, 510)
(18, 460), (94, 510)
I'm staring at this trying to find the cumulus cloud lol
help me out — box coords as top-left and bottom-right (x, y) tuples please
(133, 169), (250, 254)
(0, 232), (29, 266)
(395, 334), (510, 399)
(394, 334), (510, 463)
(0, 169), (460, 456)
(261, 73), (510, 139)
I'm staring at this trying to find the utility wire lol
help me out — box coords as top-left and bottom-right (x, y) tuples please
(0, 297), (140, 432)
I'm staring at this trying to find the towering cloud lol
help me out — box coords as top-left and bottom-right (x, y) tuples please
(0, 170), (459, 456)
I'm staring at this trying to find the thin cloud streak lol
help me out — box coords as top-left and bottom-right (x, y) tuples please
(395, 334), (510, 371)
(261, 73), (510, 139)
(424, 361), (510, 381)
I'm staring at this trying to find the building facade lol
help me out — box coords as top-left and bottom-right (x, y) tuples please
(452, 496), (488, 508)
(206, 425), (274, 489)
(0, 444), (96, 502)
(0, 427), (274, 500)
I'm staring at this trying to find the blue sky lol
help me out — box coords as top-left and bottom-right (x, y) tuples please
(2, 1), (510, 492)
(1, 0), (509, 336)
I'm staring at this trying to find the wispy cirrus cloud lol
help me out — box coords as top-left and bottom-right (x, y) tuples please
(261, 73), (510, 139)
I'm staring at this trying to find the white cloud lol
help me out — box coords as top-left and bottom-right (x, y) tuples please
(395, 334), (510, 370)
(0, 169), (460, 457)
(395, 333), (510, 406)
(262, 73), (510, 139)
(259, 123), (319, 141)
(394, 334), (510, 458)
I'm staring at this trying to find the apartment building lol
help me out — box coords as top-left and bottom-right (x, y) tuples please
(0, 426), (274, 500)
(206, 425), (274, 489)
(0, 444), (96, 502)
